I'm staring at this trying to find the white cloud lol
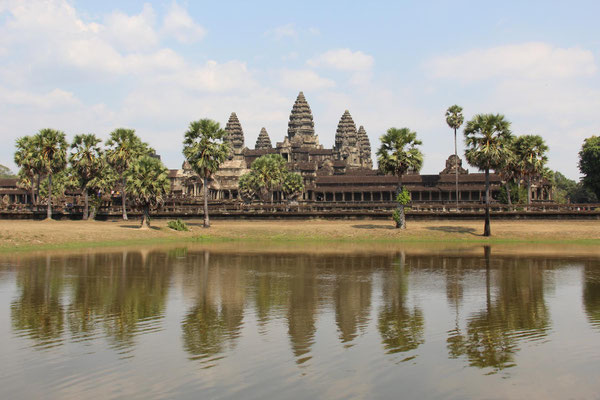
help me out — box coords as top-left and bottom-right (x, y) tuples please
(264, 23), (297, 40)
(427, 42), (597, 82)
(161, 2), (206, 43)
(279, 69), (335, 90)
(104, 4), (158, 51)
(307, 49), (374, 71)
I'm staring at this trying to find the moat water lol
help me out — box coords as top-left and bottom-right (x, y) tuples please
(1, 244), (599, 399)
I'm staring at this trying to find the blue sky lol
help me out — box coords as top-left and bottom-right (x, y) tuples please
(1, 0), (599, 179)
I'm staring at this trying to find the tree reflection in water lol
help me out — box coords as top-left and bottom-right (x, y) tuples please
(11, 250), (173, 352)
(181, 251), (245, 364)
(378, 252), (425, 354)
(333, 256), (372, 346)
(583, 262), (600, 330)
(11, 255), (66, 348)
(447, 246), (550, 373)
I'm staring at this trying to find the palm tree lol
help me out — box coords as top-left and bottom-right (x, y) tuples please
(514, 135), (548, 207)
(497, 136), (518, 208)
(125, 156), (170, 229)
(183, 119), (230, 228)
(464, 114), (512, 236)
(377, 127), (424, 229)
(445, 105), (464, 207)
(69, 134), (104, 220)
(37, 129), (68, 219)
(105, 128), (150, 220)
(14, 136), (42, 205)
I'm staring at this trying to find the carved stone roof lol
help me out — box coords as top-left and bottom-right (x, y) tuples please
(440, 154), (468, 175)
(255, 127), (272, 150)
(287, 92), (315, 140)
(225, 112), (244, 151)
(335, 110), (358, 150)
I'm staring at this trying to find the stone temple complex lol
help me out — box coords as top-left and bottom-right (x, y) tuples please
(167, 91), (553, 204)
(0, 91), (554, 208)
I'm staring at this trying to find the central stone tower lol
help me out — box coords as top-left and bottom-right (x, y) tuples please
(286, 92), (319, 148)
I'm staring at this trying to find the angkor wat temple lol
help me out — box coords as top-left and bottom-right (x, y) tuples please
(0, 91), (554, 209)
(168, 91), (553, 204)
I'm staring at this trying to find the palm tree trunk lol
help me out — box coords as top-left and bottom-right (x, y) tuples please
(36, 174), (41, 205)
(47, 173), (52, 220)
(505, 182), (512, 211)
(454, 128), (459, 208)
(527, 177), (532, 209)
(140, 204), (150, 228)
(203, 175), (210, 228)
(83, 189), (89, 220)
(484, 168), (491, 237)
(30, 177), (35, 207)
(121, 175), (128, 220)
(396, 175), (406, 230)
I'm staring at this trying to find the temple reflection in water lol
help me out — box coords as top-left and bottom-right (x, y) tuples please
(6, 247), (600, 374)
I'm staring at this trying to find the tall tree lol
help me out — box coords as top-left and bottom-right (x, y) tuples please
(514, 135), (549, 206)
(0, 164), (15, 178)
(238, 154), (303, 202)
(105, 128), (150, 220)
(125, 156), (170, 229)
(377, 127), (424, 229)
(14, 136), (43, 205)
(445, 105), (464, 207)
(183, 119), (230, 228)
(69, 134), (104, 220)
(464, 114), (512, 236)
(37, 129), (68, 219)
(496, 136), (519, 207)
(578, 135), (600, 200)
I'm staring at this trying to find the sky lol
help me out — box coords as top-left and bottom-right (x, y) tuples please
(1, 0), (599, 179)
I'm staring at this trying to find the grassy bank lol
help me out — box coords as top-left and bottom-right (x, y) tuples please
(0, 218), (599, 254)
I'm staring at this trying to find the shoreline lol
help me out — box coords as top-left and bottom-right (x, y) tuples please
(1, 218), (599, 254)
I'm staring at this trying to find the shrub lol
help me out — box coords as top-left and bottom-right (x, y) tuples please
(168, 219), (189, 231)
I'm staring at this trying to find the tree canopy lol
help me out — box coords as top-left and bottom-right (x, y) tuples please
(125, 155), (170, 228)
(578, 135), (600, 199)
(238, 154), (304, 202)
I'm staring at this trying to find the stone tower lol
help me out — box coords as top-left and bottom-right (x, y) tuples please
(287, 91), (316, 143)
(255, 127), (272, 150)
(334, 110), (361, 168)
(357, 125), (372, 169)
(225, 112), (245, 155)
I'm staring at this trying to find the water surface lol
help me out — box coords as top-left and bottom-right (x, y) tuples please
(1, 244), (599, 399)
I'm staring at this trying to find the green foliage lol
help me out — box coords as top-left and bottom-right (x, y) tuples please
(578, 136), (600, 199)
(69, 134), (105, 194)
(392, 209), (401, 225)
(0, 164), (15, 178)
(168, 219), (189, 231)
(37, 128), (68, 176)
(498, 183), (527, 205)
(105, 128), (151, 175)
(125, 156), (171, 208)
(514, 134), (548, 182)
(282, 171), (304, 199)
(464, 114), (513, 171)
(237, 154), (301, 202)
(569, 183), (598, 203)
(445, 105), (464, 131)
(183, 119), (230, 178)
(396, 187), (411, 206)
(39, 169), (77, 199)
(377, 127), (424, 178)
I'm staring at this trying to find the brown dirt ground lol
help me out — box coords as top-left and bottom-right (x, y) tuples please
(0, 218), (598, 250)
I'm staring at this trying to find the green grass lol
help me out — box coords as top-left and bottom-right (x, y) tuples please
(1, 230), (599, 255)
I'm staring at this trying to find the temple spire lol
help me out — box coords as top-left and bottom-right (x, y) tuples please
(287, 91), (315, 140)
(225, 112), (245, 153)
(335, 110), (358, 150)
(357, 125), (372, 169)
(255, 127), (272, 150)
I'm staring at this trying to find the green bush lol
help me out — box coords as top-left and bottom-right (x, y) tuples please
(168, 219), (189, 231)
